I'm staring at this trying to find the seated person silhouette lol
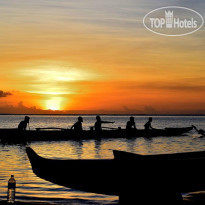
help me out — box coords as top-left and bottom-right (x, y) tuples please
(126, 116), (137, 136)
(144, 117), (153, 130)
(71, 117), (83, 131)
(94, 115), (114, 133)
(126, 116), (136, 130)
(18, 116), (30, 130)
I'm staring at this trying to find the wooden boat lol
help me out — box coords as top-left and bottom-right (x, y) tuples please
(0, 126), (193, 143)
(26, 147), (205, 204)
(26, 147), (120, 196)
(113, 149), (205, 160)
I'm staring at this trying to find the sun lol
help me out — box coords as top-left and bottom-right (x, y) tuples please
(45, 97), (64, 110)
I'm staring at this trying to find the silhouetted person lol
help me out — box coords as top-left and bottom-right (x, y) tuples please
(94, 115), (114, 132)
(18, 116), (30, 130)
(126, 116), (137, 137)
(144, 117), (153, 130)
(71, 117), (83, 131)
(126, 117), (136, 130)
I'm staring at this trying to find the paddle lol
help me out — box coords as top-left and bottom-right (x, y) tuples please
(35, 127), (66, 131)
(89, 126), (119, 130)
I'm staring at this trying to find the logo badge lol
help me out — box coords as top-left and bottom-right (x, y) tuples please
(143, 6), (204, 36)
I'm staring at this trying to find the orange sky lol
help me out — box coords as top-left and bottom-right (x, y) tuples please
(0, 0), (205, 114)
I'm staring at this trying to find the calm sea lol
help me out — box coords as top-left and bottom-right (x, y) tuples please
(0, 115), (205, 204)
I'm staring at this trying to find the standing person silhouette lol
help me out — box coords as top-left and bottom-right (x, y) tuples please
(18, 116), (30, 130)
(71, 117), (83, 131)
(144, 117), (153, 130)
(94, 115), (114, 133)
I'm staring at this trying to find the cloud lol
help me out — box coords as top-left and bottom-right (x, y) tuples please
(0, 90), (12, 98)
(120, 80), (205, 92)
(0, 101), (63, 114)
(144, 106), (158, 114)
(0, 101), (204, 114)
(122, 106), (143, 114)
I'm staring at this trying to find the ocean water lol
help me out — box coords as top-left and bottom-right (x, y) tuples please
(0, 115), (205, 204)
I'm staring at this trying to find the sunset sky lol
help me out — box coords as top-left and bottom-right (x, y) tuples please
(0, 0), (205, 114)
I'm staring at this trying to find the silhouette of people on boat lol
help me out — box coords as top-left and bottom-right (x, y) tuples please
(144, 117), (153, 130)
(94, 115), (114, 133)
(71, 117), (83, 131)
(18, 116), (30, 130)
(126, 116), (137, 137)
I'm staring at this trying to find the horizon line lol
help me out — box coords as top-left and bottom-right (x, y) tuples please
(0, 113), (205, 116)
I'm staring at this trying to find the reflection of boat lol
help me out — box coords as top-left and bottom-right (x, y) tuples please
(0, 126), (193, 143)
(26, 147), (205, 204)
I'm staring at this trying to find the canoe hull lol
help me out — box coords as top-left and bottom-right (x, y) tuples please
(26, 147), (205, 196)
(0, 126), (193, 143)
(26, 147), (120, 195)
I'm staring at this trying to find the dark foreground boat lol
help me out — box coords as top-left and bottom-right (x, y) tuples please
(26, 147), (205, 204)
(113, 149), (205, 160)
(0, 126), (193, 143)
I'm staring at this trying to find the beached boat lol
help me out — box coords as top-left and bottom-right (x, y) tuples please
(0, 126), (193, 143)
(26, 147), (205, 204)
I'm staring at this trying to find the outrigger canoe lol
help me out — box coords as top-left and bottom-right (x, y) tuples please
(26, 147), (205, 204)
(0, 126), (193, 143)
